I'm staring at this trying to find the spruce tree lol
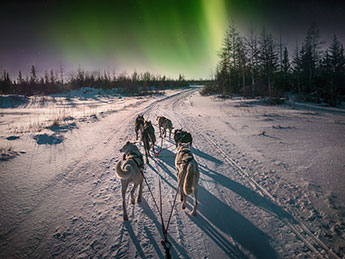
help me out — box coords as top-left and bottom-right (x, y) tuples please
(30, 65), (37, 84)
(292, 43), (302, 93)
(324, 35), (345, 105)
(17, 70), (23, 84)
(247, 27), (260, 97)
(259, 27), (278, 97)
(300, 23), (323, 93)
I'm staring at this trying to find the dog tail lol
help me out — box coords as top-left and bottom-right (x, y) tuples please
(183, 161), (199, 196)
(115, 161), (132, 180)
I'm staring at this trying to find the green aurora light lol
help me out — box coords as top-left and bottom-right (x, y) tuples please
(43, 0), (241, 79)
(3, 0), (344, 79)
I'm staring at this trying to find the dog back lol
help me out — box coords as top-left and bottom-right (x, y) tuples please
(174, 130), (192, 145)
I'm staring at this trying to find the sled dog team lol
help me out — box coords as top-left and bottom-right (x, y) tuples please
(116, 115), (199, 221)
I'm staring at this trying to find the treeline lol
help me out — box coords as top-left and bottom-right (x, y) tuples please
(0, 67), (187, 96)
(204, 23), (345, 106)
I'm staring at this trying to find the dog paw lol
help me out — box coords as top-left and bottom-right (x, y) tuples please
(123, 215), (128, 221)
(182, 204), (186, 210)
(191, 210), (197, 216)
(137, 198), (141, 203)
(131, 199), (135, 205)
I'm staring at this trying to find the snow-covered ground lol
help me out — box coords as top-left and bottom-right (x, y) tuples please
(1, 86), (344, 258)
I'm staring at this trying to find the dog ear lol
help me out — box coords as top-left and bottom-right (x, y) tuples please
(126, 141), (130, 145)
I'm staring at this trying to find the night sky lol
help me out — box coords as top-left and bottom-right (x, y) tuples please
(1, 0), (345, 79)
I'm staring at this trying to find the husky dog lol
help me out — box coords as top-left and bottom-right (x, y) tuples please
(116, 141), (144, 221)
(175, 143), (199, 215)
(135, 115), (145, 140)
(141, 120), (156, 164)
(157, 116), (174, 139)
(174, 129), (193, 147)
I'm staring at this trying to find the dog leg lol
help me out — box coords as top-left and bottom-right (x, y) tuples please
(137, 178), (143, 203)
(177, 175), (183, 201)
(182, 194), (187, 210)
(122, 181), (129, 221)
(145, 147), (149, 164)
(151, 141), (155, 155)
(131, 183), (138, 205)
(178, 176), (186, 209)
(191, 187), (198, 216)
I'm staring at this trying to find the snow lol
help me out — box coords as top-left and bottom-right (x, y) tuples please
(1, 86), (344, 258)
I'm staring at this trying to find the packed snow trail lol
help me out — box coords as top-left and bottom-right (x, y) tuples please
(1, 87), (344, 258)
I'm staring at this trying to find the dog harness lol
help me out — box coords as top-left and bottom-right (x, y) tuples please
(176, 131), (191, 144)
(177, 149), (194, 165)
(126, 151), (144, 169)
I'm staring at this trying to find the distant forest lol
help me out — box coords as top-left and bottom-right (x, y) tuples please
(1, 23), (345, 105)
(203, 23), (345, 106)
(0, 68), (188, 96)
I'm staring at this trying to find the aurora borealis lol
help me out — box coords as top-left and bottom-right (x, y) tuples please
(1, 0), (345, 79)
(47, 0), (228, 78)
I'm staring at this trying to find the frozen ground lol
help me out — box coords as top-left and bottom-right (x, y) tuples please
(0, 86), (344, 258)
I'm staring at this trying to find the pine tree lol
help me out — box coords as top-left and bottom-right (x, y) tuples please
(226, 22), (240, 93)
(247, 27), (260, 97)
(44, 70), (49, 84)
(281, 46), (291, 90)
(235, 35), (247, 94)
(300, 23), (323, 93)
(50, 69), (55, 84)
(0, 70), (12, 94)
(292, 42), (302, 93)
(30, 65), (37, 83)
(59, 64), (64, 84)
(323, 35), (345, 105)
(131, 71), (139, 82)
(279, 33), (283, 73)
(259, 27), (278, 97)
(17, 70), (23, 84)
(217, 31), (231, 94)
(282, 47), (290, 73)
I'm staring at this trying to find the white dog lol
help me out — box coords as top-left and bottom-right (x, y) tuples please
(175, 143), (200, 215)
(116, 141), (144, 221)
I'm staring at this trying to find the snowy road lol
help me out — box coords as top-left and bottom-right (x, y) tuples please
(1, 87), (344, 258)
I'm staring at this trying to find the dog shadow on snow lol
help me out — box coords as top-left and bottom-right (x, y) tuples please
(119, 141), (278, 258)
(194, 163), (298, 259)
(139, 197), (190, 258)
(187, 183), (278, 259)
(157, 146), (281, 258)
(164, 139), (223, 165)
(141, 147), (276, 258)
(199, 164), (294, 222)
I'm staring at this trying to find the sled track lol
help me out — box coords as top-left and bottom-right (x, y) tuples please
(142, 88), (339, 258)
(198, 126), (339, 259)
